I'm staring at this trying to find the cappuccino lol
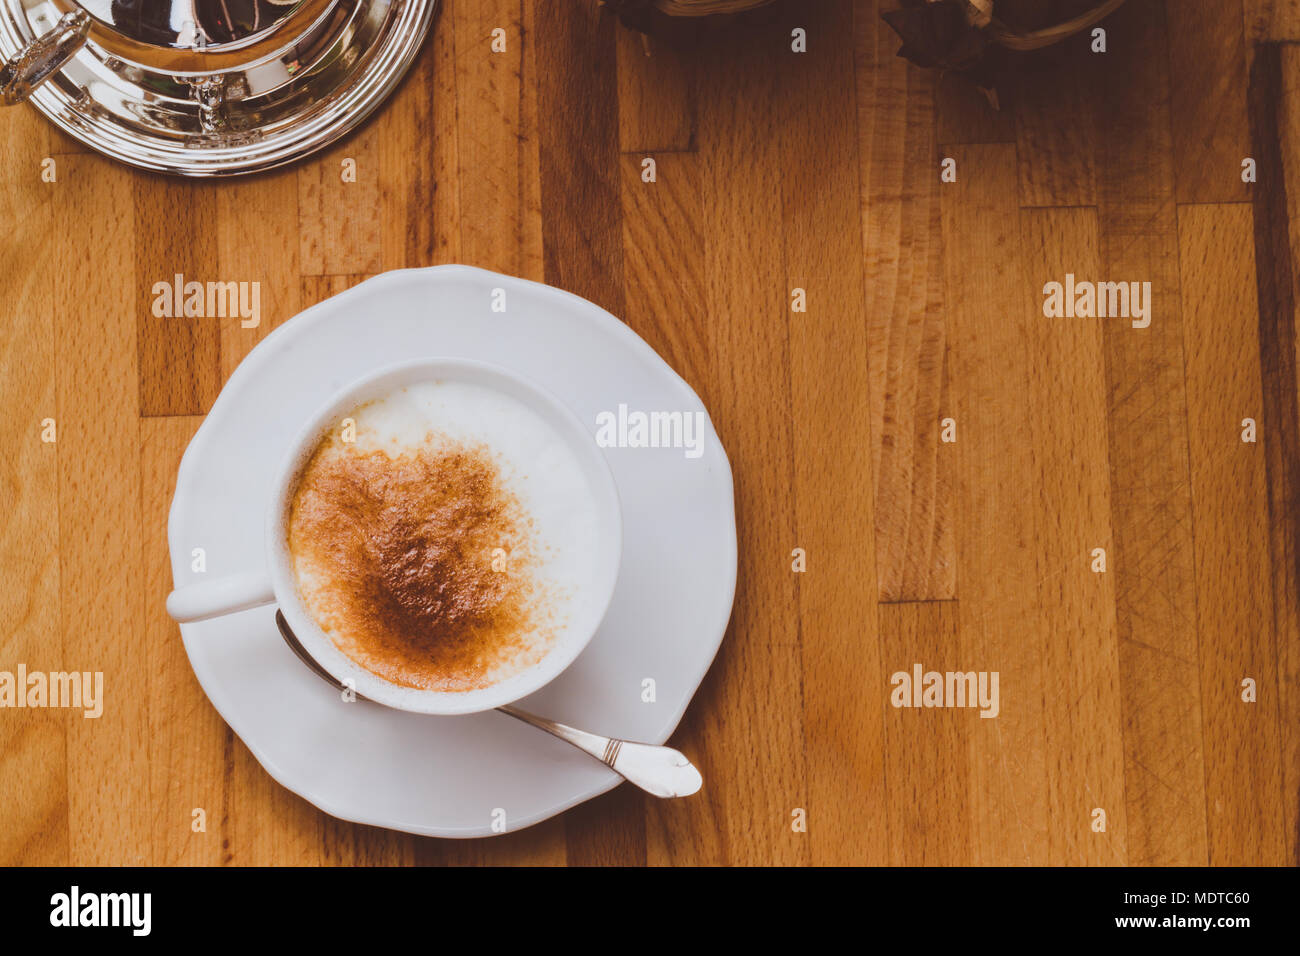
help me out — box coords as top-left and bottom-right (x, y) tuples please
(285, 380), (600, 693)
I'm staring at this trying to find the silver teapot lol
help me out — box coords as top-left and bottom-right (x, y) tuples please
(0, 0), (436, 174)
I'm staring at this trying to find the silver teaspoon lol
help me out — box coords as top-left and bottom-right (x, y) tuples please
(274, 612), (703, 799)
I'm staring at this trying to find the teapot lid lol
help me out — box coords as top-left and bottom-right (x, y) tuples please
(0, 0), (437, 174)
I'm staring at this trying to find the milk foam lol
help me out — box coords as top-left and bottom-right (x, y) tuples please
(293, 379), (601, 689)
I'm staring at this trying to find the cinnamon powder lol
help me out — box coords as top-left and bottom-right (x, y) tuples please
(287, 433), (555, 692)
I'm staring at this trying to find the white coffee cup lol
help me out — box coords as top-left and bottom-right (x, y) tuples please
(165, 358), (623, 716)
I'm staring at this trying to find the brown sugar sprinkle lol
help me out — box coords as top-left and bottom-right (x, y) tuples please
(287, 433), (555, 692)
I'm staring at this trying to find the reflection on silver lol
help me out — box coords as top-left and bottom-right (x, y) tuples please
(0, 8), (87, 105)
(75, 0), (307, 50)
(0, 0), (437, 175)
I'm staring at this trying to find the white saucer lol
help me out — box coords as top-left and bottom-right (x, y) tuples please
(168, 265), (737, 837)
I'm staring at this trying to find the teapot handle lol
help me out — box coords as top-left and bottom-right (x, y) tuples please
(1, 9), (90, 106)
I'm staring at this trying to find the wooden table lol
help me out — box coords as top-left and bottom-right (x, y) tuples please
(1, 0), (1297, 865)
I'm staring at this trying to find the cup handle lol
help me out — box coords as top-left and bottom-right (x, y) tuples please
(166, 570), (276, 623)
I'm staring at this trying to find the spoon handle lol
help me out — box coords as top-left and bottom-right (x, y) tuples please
(498, 705), (703, 799)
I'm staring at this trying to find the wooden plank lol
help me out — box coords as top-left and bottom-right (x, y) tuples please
(616, 23), (696, 153)
(787, 284), (888, 866)
(301, 274), (372, 311)
(1168, 0), (1251, 204)
(50, 157), (149, 864)
(781, 0), (886, 866)
(880, 602), (970, 865)
(517, 0), (544, 282)
(134, 179), (222, 416)
(141, 416), (228, 865)
(45, 128), (90, 157)
(320, 821), (417, 866)
(1095, 0), (1208, 867)
(690, 12), (805, 866)
(1244, 0), (1300, 40)
(1012, 36), (1099, 208)
(563, 788), (648, 866)
(935, 73), (1017, 147)
(1258, 42), (1300, 867)
(940, 143), (1049, 865)
(536, 0), (624, 313)
(645, 690), (726, 865)
(618, 153), (711, 403)
(655, 641), (806, 866)
(222, 741), (332, 865)
(0, 102), (60, 186)
(298, 128), (384, 277)
(779, 0), (862, 298)
(454, 0), (543, 278)
(1022, 206), (1127, 866)
(0, 178), (66, 865)
(377, 20), (458, 270)
(860, 3), (956, 602)
(216, 169), (302, 381)
(1178, 201), (1288, 865)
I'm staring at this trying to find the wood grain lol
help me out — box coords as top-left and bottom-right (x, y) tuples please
(536, 0), (622, 310)
(134, 179), (221, 416)
(941, 143), (1050, 866)
(1253, 40), (1300, 868)
(862, 2), (956, 602)
(1245, 0), (1300, 43)
(51, 157), (151, 865)
(141, 415), (225, 865)
(880, 602), (969, 865)
(0, 0), (1296, 866)
(782, 0), (887, 866)
(1178, 202), (1287, 865)
(694, 10), (804, 866)
(0, 178), (65, 866)
(455, 0), (543, 278)
(935, 71), (1016, 146)
(1095, 0), (1208, 867)
(1168, 0), (1251, 204)
(616, 26), (696, 154)
(217, 170), (302, 379)
(1012, 36), (1099, 208)
(377, 20), (459, 270)
(298, 129), (384, 277)
(1022, 206), (1126, 866)
(618, 153), (710, 402)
